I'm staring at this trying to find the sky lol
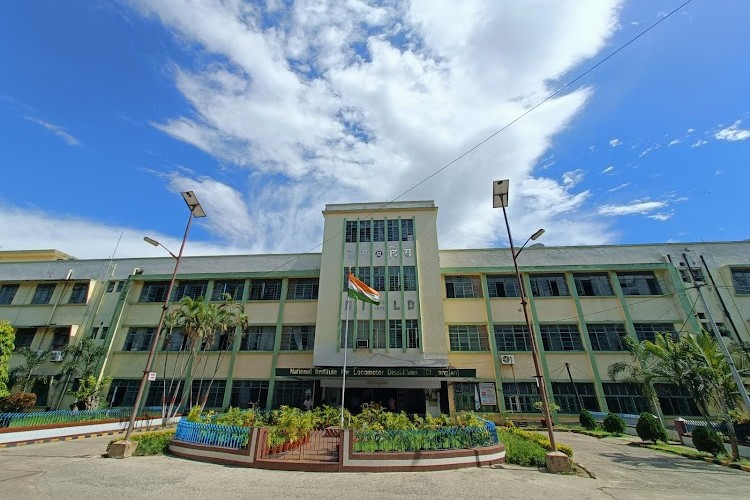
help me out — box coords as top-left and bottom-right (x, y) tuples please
(1, 0), (748, 260)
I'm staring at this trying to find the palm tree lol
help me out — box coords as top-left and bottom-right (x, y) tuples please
(160, 295), (248, 418)
(9, 348), (49, 393)
(607, 336), (666, 425)
(56, 338), (108, 409)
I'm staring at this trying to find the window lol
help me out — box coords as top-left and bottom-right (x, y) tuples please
(402, 266), (417, 291)
(106, 281), (117, 293)
(372, 267), (386, 292)
(31, 379), (50, 406)
(241, 326), (276, 351)
(230, 380), (269, 409)
(540, 324), (583, 351)
(249, 279), (281, 300)
(386, 219), (399, 241)
(123, 327), (155, 351)
(345, 221), (358, 243)
(502, 382), (540, 412)
(388, 266), (401, 291)
(573, 274), (613, 296)
(655, 384), (701, 416)
(487, 275), (519, 298)
(731, 268), (750, 295)
(445, 276), (482, 298)
(202, 331), (233, 351)
(401, 219), (414, 241)
(405, 319), (419, 348)
(287, 278), (319, 300)
(618, 272), (662, 295)
(603, 383), (650, 415)
(163, 329), (187, 351)
(212, 280), (245, 301)
(494, 325), (531, 351)
(389, 320), (404, 349)
(139, 282), (169, 303)
(357, 267), (371, 287)
(359, 220), (371, 242)
(173, 281), (208, 301)
(454, 382), (497, 412)
(191, 380), (226, 409)
(356, 320), (370, 347)
(280, 325), (315, 351)
(372, 320), (387, 349)
(340, 320), (354, 348)
(0, 284), (19, 305)
(68, 282), (89, 304)
(14, 328), (36, 350)
(31, 283), (56, 304)
(449, 325), (490, 351)
(373, 220), (385, 242)
(529, 274), (569, 297)
(273, 381), (313, 409)
(551, 382), (599, 413)
(49, 327), (69, 351)
(587, 324), (627, 351)
(633, 323), (676, 343)
(99, 326), (109, 340)
(107, 379), (139, 407)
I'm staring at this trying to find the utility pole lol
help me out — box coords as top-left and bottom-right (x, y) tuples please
(564, 362), (584, 411)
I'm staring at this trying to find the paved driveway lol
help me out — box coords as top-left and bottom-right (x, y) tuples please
(1, 431), (749, 500)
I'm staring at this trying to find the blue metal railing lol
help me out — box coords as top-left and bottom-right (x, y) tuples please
(681, 419), (727, 434)
(174, 418), (250, 449)
(590, 411), (641, 427)
(0, 406), (161, 429)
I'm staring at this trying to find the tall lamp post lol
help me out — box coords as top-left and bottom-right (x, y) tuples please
(493, 179), (558, 456)
(122, 191), (206, 447)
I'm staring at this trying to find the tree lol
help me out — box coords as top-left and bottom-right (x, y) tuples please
(643, 330), (746, 461)
(9, 347), (49, 393)
(0, 320), (15, 398)
(159, 295), (248, 419)
(607, 335), (666, 425)
(74, 375), (112, 410)
(56, 337), (108, 409)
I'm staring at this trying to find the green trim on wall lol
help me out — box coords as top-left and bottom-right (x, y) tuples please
(398, 219), (406, 352)
(336, 218), (347, 352)
(566, 273), (608, 412)
(265, 278), (289, 410)
(524, 273), (556, 423)
(137, 270), (320, 282)
(221, 278), (251, 409)
(440, 263), (671, 274)
(481, 274), (506, 412)
(665, 266), (702, 333)
(610, 271), (639, 344)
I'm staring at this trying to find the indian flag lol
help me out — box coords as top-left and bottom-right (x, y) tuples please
(347, 272), (381, 305)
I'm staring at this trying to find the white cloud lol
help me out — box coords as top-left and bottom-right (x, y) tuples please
(609, 138), (621, 147)
(0, 0), (624, 257)
(597, 199), (667, 216)
(687, 128), (695, 133)
(606, 182), (630, 192)
(25, 117), (81, 146)
(647, 213), (672, 221)
(691, 139), (708, 148)
(667, 139), (680, 146)
(714, 120), (750, 141)
(601, 166), (615, 174)
(562, 169), (585, 187)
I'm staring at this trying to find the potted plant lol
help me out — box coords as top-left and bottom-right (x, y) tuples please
(533, 400), (561, 427)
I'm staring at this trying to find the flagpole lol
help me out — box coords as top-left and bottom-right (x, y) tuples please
(340, 295), (350, 428)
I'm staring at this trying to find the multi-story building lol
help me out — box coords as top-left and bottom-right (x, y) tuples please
(1, 201), (748, 422)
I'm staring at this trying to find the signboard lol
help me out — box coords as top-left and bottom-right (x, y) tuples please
(275, 367), (476, 378)
(147, 372), (157, 381)
(478, 382), (497, 406)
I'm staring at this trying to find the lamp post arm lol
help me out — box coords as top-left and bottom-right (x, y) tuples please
(124, 207), (195, 441)
(501, 205), (557, 452)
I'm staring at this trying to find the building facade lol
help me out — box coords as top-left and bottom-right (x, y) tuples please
(1, 201), (749, 422)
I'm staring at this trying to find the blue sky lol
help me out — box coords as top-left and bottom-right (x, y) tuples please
(1, 0), (748, 259)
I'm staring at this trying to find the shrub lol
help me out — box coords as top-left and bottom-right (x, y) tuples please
(108, 430), (175, 456)
(602, 413), (626, 435)
(505, 426), (573, 457)
(579, 409), (597, 430)
(0, 392), (37, 412)
(497, 428), (547, 467)
(635, 413), (667, 443)
(692, 426), (725, 456)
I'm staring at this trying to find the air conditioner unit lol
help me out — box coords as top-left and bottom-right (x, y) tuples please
(356, 339), (369, 349)
(500, 354), (516, 365)
(49, 351), (64, 362)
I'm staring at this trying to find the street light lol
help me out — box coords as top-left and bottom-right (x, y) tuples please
(493, 179), (557, 454)
(122, 191), (206, 448)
